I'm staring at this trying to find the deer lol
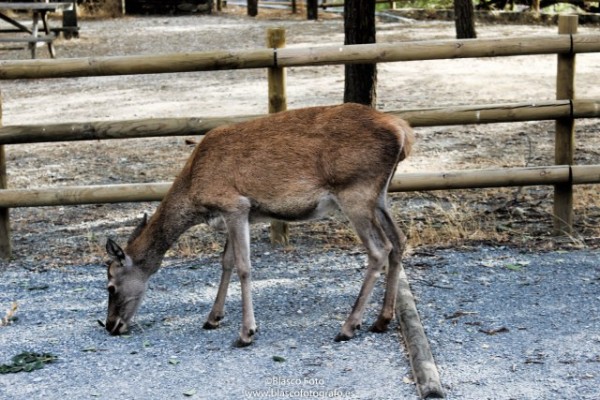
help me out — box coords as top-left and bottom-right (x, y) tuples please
(104, 102), (414, 347)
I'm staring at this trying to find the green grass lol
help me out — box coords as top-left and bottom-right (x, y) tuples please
(376, 0), (454, 11)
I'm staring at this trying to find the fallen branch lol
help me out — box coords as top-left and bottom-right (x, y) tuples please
(395, 266), (445, 399)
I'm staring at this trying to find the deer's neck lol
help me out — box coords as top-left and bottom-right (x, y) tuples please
(127, 201), (193, 276)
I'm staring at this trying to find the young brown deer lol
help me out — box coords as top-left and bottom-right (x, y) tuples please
(104, 103), (414, 346)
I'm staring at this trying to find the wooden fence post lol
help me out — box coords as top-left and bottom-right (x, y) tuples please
(553, 15), (578, 235)
(0, 91), (12, 260)
(267, 27), (290, 246)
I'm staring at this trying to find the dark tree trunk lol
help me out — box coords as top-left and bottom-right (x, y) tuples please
(343, 0), (377, 107)
(307, 0), (318, 20)
(247, 0), (258, 16)
(454, 0), (477, 39)
(121, 0), (212, 14)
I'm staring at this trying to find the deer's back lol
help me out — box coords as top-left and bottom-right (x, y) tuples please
(182, 103), (412, 214)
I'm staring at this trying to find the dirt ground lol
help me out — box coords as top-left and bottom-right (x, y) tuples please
(0, 8), (599, 266)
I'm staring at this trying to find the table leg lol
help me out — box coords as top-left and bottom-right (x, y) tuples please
(30, 12), (40, 59)
(41, 11), (55, 58)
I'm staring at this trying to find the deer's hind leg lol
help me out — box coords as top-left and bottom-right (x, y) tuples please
(370, 203), (407, 333)
(203, 238), (234, 330)
(334, 190), (393, 342)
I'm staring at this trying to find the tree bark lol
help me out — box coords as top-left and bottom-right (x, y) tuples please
(343, 0), (377, 107)
(307, 0), (318, 20)
(454, 0), (477, 39)
(247, 0), (258, 17)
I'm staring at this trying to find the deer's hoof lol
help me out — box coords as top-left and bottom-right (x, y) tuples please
(334, 332), (353, 342)
(369, 317), (391, 333)
(203, 314), (223, 330)
(233, 336), (254, 348)
(233, 327), (257, 348)
(202, 320), (220, 330)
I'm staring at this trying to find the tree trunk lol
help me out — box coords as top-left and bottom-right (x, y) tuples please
(343, 0), (377, 107)
(247, 0), (258, 16)
(307, 0), (318, 20)
(454, 0), (477, 39)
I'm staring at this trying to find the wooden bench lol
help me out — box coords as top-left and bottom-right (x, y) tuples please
(0, 1), (74, 59)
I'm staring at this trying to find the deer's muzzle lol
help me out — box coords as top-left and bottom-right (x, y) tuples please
(105, 318), (128, 335)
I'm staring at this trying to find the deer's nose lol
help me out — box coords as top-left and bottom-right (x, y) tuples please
(105, 318), (127, 335)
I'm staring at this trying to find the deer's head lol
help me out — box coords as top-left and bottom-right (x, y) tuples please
(104, 215), (149, 335)
(104, 239), (148, 335)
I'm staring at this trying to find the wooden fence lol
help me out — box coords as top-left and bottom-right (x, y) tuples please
(0, 15), (599, 259)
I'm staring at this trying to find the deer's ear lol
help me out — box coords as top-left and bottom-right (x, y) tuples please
(128, 213), (148, 244)
(106, 238), (126, 262)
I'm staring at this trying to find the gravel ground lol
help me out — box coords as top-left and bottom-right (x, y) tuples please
(1, 239), (599, 399)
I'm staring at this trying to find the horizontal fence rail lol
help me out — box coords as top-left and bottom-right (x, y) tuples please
(1, 34), (600, 79)
(0, 182), (171, 208)
(276, 34), (600, 66)
(0, 115), (255, 145)
(389, 165), (600, 192)
(0, 165), (598, 208)
(1, 99), (599, 144)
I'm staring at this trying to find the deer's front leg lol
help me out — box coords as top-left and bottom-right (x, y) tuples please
(203, 239), (234, 330)
(224, 213), (257, 347)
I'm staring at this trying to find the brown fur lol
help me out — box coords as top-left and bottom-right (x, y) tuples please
(104, 103), (414, 344)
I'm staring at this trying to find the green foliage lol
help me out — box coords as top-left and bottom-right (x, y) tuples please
(542, 3), (582, 13)
(376, 0), (454, 10)
(0, 352), (58, 374)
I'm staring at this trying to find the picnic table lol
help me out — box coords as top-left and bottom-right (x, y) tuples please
(0, 1), (74, 59)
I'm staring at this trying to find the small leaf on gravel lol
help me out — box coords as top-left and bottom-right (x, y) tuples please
(143, 340), (151, 348)
(82, 347), (97, 353)
(444, 310), (478, 320)
(168, 357), (180, 365)
(27, 284), (49, 291)
(183, 388), (196, 397)
(505, 264), (522, 271)
(0, 352), (57, 374)
(479, 327), (510, 335)
(272, 355), (286, 362)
